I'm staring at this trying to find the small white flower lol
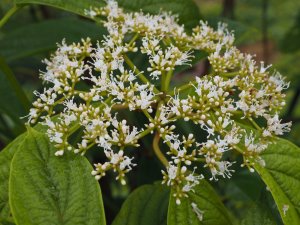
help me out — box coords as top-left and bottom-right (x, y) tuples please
(283, 204), (289, 216)
(264, 114), (292, 136)
(27, 0), (291, 200)
(167, 164), (178, 182)
(191, 202), (204, 221)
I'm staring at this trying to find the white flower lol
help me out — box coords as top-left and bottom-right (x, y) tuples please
(27, 0), (291, 197)
(166, 164), (178, 183)
(182, 169), (204, 192)
(51, 132), (63, 144)
(268, 72), (289, 92)
(55, 150), (64, 156)
(191, 202), (204, 221)
(244, 132), (267, 153)
(259, 61), (272, 73)
(264, 114), (292, 136)
(96, 136), (112, 150)
(224, 125), (242, 145)
(283, 204), (289, 216)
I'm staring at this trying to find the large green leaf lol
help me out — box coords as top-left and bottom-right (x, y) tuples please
(13, 0), (104, 17)
(0, 18), (106, 62)
(0, 58), (29, 132)
(118, 0), (201, 30)
(0, 218), (15, 225)
(279, 11), (300, 53)
(14, 0), (201, 30)
(0, 119), (63, 219)
(254, 138), (300, 225)
(240, 204), (276, 225)
(112, 183), (169, 225)
(168, 179), (233, 225)
(9, 128), (106, 225)
(222, 169), (266, 218)
(0, 134), (25, 219)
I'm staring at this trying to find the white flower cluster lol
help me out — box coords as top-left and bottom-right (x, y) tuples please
(28, 0), (291, 202)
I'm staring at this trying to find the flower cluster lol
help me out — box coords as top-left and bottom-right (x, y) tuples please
(28, 0), (291, 203)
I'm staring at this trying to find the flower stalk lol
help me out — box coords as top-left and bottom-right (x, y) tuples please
(26, 0), (292, 204)
(0, 5), (22, 29)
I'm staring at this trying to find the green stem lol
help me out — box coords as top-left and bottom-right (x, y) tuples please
(248, 117), (261, 131)
(161, 72), (166, 91)
(68, 123), (81, 137)
(155, 101), (163, 119)
(233, 144), (244, 154)
(194, 158), (206, 162)
(220, 71), (239, 77)
(123, 54), (141, 74)
(163, 69), (173, 92)
(153, 132), (169, 167)
(86, 142), (96, 151)
(168, 79), (198, 95)
(142, 109), (153, 120)
(128, 33), (139, 46)
(123, 54), (160, 94)
(0, 5), (22, 29)
(112, 103), (128, 110)
(137, 127), (154, 139)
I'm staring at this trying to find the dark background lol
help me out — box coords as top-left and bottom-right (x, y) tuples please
(1, 0), (299, 224)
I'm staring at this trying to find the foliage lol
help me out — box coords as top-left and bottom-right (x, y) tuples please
(0, 0), (299, 225)
(9, 128), (106, 225)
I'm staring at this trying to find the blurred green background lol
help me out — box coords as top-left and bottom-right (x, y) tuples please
(0, 0), (299, 224)
(1, 0), (300, 148)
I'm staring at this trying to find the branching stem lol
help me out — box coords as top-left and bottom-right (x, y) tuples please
(248, 117), (262, 131)
(153, 132), (169, 167)
(0, 5), (22, 29)
(163, 69), (173, 92)
(168, 79), (198, 95)
(123, 54), (160, 94)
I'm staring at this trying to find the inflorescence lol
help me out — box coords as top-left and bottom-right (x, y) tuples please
(28, 0), (291, 205)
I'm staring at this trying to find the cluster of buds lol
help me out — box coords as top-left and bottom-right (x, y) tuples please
(92, 149), (136, 185)
(28, 0), (291, 204)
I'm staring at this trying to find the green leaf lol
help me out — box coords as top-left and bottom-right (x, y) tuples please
(9, 128), (106, 225)
(0, 218), (15, 225)
(112, 183), (169, 225)
(0, 57), (29, 131)
(279, 12), (300, 53)
(13, 0), (104, 18)
(13, 0), (201, 30)
(0, 119), (64, 219)
(207, 18), (260, 45)
(254, 138), (300, 225)
(241, 204), (276, 225)
(0, 18), (106, 62)
(168, 179), (233, 225)
(229, 170), (265, 202)
(118, 0), (201, 30)
(0, 134), (26, 219)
